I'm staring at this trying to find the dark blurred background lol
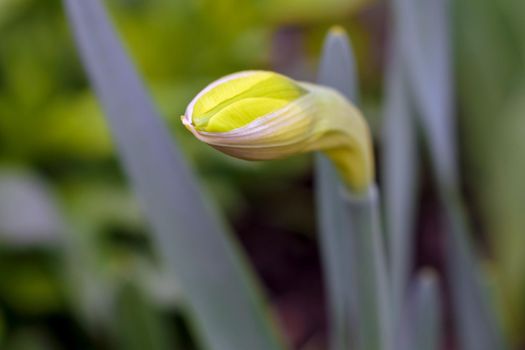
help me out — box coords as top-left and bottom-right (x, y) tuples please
(0, 0), (524, 349)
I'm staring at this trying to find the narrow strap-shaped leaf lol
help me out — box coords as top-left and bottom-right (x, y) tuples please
(63, 1), (285, 349)
(317, 28), (359, 101)
(390, 0), (508, 349)
(315, 27), (359, 350)
(317, 28), (392, 350)
(411, 270), (442, 350)
(343, 186), (392, 350)
(398, 269), (442, 350)
(381, 41), (419, 323)
(443, 190), (507, 350)
(392, 0), (457, 187)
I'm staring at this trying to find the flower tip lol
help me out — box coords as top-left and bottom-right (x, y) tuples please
(329, 25), (347, 37)
(181, 114), (192, 131)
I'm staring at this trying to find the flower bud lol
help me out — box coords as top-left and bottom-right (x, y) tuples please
(182, 70), (374, 192)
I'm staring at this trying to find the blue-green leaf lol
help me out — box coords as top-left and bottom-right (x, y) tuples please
(398, 269), (442, 350)
(63, 1), (285, 349)
(390, 0), (508, 349)
(392, 0), (457, 187)
(315, 27), (359, 350)
(381, 44), (419, 323)
(316, 28), (392, 350)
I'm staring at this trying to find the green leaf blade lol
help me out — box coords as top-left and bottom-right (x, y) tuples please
(398, 270), (443, 350)
(381, 45), (419, 324)
(63, 1), (285, 349)
(390, 0), (508, 349)
(316, 28), (392, 350)
(315, 27), (359, 350)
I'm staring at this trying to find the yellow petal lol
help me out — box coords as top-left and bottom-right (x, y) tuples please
(189, 71), (306, 131)
(182, 73), (374, 193)
(206, 97), (290, 132)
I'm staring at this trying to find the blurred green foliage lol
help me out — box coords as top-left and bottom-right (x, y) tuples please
(455, 0), (525, 345)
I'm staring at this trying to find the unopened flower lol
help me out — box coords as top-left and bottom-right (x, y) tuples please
(182, 71), (374, 192)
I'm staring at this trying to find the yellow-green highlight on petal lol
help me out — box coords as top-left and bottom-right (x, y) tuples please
(189, 71), (306, 132)
(182, 71), (374, 193)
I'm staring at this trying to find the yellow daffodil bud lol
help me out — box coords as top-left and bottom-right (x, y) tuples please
(182, 70), (374, 192)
